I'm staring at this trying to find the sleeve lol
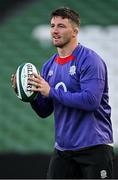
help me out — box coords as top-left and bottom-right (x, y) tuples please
(49, 54), (106, 111)
(31, 93), (53, 118)
(30, 61), (54, 118)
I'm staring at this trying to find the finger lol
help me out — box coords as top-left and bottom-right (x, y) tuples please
(31, 81), (40, 88)
(11, 74), (16, 85)
(32, 73), (43, 80)
(11, 73), (15, 77)
(28, 77), (41, 85)
(11, 74), (15, 81)
(11, 74), (14, 79)
(28, 76), (37, 81)
(31, 86), (41, 92)
(28, 75), (44, 84)
(28, 79), (42, 89)
(11, 74), (16, 79)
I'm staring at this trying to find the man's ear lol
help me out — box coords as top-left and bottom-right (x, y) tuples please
(74, 27), (79, 34)
(73, 27), (79, 37)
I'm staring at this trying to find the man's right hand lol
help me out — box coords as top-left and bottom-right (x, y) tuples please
(11, 74), (18, 94)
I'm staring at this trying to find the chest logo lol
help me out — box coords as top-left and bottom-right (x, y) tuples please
(69, 65), (76, 75)
(48, 70), (53, 76)
(55, 82), (67, 92)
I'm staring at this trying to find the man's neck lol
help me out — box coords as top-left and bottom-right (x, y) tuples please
(57, 41), (78, 58)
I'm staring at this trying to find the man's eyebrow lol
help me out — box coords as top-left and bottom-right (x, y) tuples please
(51, 22), (66, 26)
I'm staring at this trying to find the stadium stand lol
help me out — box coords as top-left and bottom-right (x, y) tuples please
(0, 0), (118, 178)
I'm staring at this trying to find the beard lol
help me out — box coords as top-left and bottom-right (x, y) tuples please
(52, 36), (71, 48)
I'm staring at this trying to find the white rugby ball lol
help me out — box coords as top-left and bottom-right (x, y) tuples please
(16, 63), (38, 102)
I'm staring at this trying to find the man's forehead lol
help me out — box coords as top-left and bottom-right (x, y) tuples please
(51, 16), (70, 24)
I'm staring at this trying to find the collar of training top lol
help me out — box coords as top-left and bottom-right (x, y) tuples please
(55, 55), (75, 65)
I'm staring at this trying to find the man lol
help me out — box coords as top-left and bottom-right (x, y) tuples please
(12, 7), (114, 179)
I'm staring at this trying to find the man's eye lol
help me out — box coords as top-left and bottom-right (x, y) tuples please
(51, 25), (54, 28)
(59, 25), (65, 28)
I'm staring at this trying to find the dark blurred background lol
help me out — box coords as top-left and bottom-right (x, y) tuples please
(0, 0), (118, 178)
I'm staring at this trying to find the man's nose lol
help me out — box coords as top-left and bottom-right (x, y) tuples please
(52, 26), (59, 33)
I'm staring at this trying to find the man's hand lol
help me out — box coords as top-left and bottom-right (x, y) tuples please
(11, 74), (18, 94)
(28, 73), (50, 97)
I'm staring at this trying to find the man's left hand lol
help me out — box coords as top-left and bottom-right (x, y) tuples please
(28, 73), (50, 97)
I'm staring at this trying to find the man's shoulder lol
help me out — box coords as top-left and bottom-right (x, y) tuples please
(73, 44), (95, 60)
(41, 53), (57, 76)
(42, 53), (57, 68)
(45, 53), (57, 64)
(78, 44), (104, 62)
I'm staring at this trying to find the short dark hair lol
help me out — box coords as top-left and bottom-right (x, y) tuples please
(51, 7), (80, 27)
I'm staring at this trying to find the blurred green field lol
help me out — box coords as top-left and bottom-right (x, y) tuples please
(0, 0), (118, 153)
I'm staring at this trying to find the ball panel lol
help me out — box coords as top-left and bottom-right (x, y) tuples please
(16, 63), (38, 102)
(16, 66), (22, 100)
(21, 63), (34, 97)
